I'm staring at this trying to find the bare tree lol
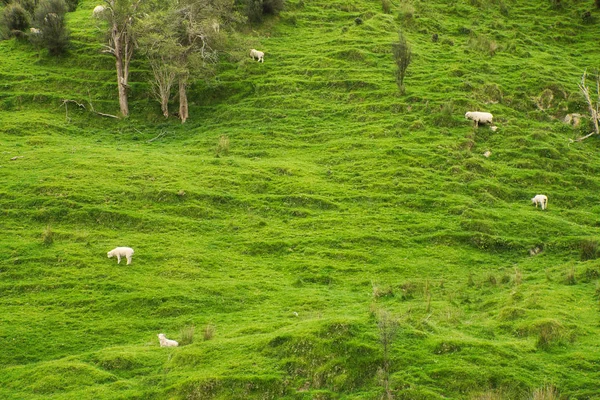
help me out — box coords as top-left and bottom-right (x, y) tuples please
(575, 69), (600, 142)
(137, 11), (182, 118)
(137, 0), (237, 123)
(393, 30), (412, 94)
(173, 0), (226, 123)
(99, 0), (143, 117)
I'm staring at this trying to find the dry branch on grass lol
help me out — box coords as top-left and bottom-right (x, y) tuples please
(60, 98), (119, 121)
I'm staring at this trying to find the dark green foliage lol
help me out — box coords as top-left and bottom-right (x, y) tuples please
(580, 239), (599, 260)
(596, 0), (600, 9)
(64, 0), (77, 12)
(262, 0), (284, 15)
(237, 0), (285, 23)
(354, 16), (362, 25)
(392, 30), (411, 94)
(1, 3), (30, 39)
(32, 0), (69, 55)
(581, 10), (594, 24)
(15, 0), (37, 14)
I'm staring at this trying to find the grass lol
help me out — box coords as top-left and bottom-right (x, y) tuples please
(1, 0), (600, 398)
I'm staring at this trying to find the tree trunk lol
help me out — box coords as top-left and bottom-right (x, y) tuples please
(179, 78), (188, 124)
(113, 24), (129, 117)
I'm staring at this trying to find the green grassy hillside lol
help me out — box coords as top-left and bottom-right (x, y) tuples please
(2, 0), (600, 398)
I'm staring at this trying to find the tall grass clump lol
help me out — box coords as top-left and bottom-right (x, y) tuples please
(203, 324), (215, 341)
(532, 384), (559, 400)
(179, 325), (195, 346)
(215, 135), (230, 157)
(534, 320), (566, 350)
(579, 240), (598, 261)
(42, 225), (53, 245)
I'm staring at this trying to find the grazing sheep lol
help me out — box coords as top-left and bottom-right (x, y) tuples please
(158, 333), (179, 347)
(211, 19), (220, 33)
(30, 27), (41, 34)
(531, 194), (548, 210)
(93, 5), (105, 18)
(563, 113), (582, 127)
(250, 49), (264, 63)
(465, 111), (493, 126)
(483, 150), (491, 158)
(107, 246), (134, 265)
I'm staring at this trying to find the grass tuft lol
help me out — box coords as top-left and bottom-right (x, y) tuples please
(532, 384), (559, 400)
(179, 325), (195, 346)
(41, 225), (53, 245)
(580, 239), (599, 261)
(203, 324), (215, 341)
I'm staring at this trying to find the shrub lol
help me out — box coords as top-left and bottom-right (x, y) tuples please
(1, 3), (31, 39)
(16, 0), (37, 14)
(64, 0), (77, 12)
(262, 0), (284, 15)
(237, 0), (285, 23)
(32, 0), (69, 55)
(596, 0), (600, 9)
(392, 30), (412, 94)
(354, 17), (363, 25)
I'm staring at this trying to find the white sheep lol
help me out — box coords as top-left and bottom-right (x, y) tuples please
(30, 27), (41, 34)
(531, 194), (548, 210)
(158, 333), (179, 347)
(250, 49), (264, 63)
(465, 111), (493, 126)
(107, 246), (134, 265)
(93, 5), (105, 18)
(563, 113), (582, 127)
(211, 19), (220, 33)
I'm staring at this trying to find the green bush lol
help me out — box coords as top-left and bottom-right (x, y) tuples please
(1, 3), (31, 39)
(64, 0), (77, 12)
(16, 0), (37, 14)
(237, 0), (285, 23)
(32, 0), (69, 55)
